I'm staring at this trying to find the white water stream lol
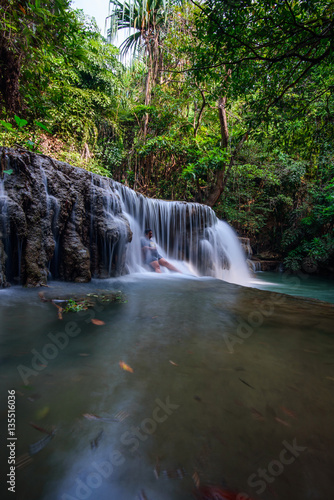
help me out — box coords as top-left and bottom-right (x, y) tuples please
(112, 182), (250, 285)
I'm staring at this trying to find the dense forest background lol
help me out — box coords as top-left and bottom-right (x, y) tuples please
(1, 0), (333, 275)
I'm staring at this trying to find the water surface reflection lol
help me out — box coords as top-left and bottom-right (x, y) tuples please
(1, 275), (333, 500)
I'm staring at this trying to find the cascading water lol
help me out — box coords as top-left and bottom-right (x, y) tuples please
(0, 147), (249, 286)
(113, 182), (250, 285)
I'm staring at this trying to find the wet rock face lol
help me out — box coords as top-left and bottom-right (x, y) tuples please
(0, 147), (132, 287)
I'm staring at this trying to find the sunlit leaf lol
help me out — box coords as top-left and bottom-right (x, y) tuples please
(91, 318), (105, 325)
(119, 360), (134, 373)
(14, 115), (28, 128)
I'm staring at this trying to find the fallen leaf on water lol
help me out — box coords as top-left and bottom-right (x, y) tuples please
(29, 422), (52, 435)
(91, 319), (105, 325)
(275, 417), (291, 427)
(280, 406), (297, 418)
(192, 471), (200, 489)
(251, 407), (265, 421)
(239, 378), (255, 389)
(119, 361), (134, 373)
(326, 376), (334, 382)
(169, 360), (178, 366)
(35, 406), (50, 420)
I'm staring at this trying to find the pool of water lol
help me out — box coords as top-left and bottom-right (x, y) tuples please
(251, 271), (334, 304)
(1, 274), (334, 500)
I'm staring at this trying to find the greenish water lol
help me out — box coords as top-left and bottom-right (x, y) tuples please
(251, 271), (334, 304)
(1, 274), (334, 500)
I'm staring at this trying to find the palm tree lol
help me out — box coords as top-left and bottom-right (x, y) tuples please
(107, 0), (178, 137)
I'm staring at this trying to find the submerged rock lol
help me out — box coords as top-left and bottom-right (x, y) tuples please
(0, 147), (132, 287)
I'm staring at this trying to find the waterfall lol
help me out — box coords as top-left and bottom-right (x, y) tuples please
(0, 147), (250, 286)
(113, 182), (250, 285)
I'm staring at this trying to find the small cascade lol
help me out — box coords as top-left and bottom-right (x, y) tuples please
(113, 182), (250, 284)
(39, 165), (61, 278)
(248, 260), (262, 273)
(89, 177), (129, 278)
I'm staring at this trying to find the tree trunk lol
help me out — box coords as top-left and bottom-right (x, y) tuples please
(218, 96), (229, 148)
(204, 96), (229, 207)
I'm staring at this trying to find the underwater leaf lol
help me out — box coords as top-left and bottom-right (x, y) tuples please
(91, 319), (105, 325)
(29, 422), (52, 434)
(169, 360), (178, 366)
(119, 361), (134, 373)
(192, 471), (200, 488)
(250, 407), (265, 421)
(280, 406), (297, 418)
(275, 417), (291, 427)
(3, 169), (13, 175)
(35, 406), (50, 420)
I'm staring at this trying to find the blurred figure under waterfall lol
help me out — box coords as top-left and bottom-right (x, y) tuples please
(140, 229), (182, 273)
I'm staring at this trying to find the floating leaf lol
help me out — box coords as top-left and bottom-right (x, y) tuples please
(275, 417), (291, 427)
(250, 407), (265, 421)
(35, 406), (50, 420)
(91, 318), (105, 325)
(239, 378), (255, 389)
(192, 471), (200, 488)
(280, 406), (297, 418)
(29, 422), (52, 435)
(119, 361), (134, 373)
(169, 360), (178, 366)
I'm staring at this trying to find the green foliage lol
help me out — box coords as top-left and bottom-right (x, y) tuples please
(0, 115), (50, 152)
(63, 299), (88, 313)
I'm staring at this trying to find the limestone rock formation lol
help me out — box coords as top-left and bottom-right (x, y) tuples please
(0, 147), (132, 287)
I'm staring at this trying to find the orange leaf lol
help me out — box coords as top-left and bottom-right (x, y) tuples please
(169, 360), (178, 366)
(275, 417), (291, 427)
(280, 406), (297, 418)
(18, 5), (26, 14)
(91, 319), (105, 325)
(119, 361), (133, 373)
